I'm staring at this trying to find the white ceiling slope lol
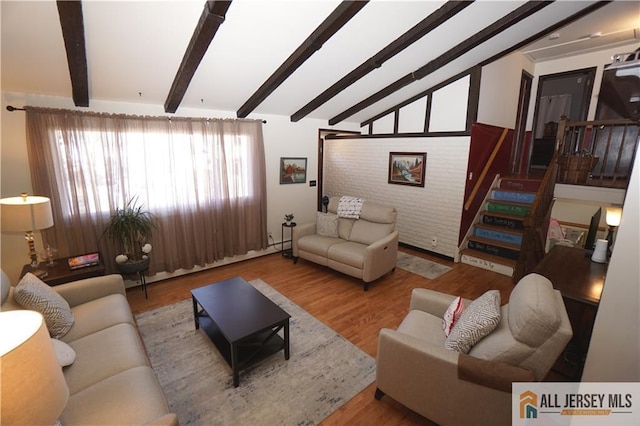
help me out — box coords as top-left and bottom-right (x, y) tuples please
(2, 0), (639, 125)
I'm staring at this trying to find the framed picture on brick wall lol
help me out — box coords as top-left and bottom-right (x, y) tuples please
(388, 152), (426, 187)
(280, 157), (307, 184)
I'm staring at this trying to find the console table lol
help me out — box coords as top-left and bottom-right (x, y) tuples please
(533, 245), (607, 380)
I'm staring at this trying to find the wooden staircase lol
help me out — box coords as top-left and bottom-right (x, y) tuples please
(461, 177), (542, 277)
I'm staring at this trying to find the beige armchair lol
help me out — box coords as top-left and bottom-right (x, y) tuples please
(375, 273), (572, 425)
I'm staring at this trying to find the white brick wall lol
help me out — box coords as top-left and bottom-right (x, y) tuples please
(324, 136), (470, 258)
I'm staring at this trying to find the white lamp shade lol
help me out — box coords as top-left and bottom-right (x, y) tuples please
(605, 207), (622, 227)
(0, 195), (54, 232)
(0, 310), (69, 425)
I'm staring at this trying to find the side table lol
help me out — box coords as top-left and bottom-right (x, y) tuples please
(20, 253), (106, 286)
(281, 222), (296, 258)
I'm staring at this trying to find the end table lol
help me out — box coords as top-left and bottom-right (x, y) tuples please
(281, 222), (296, 258)
(20, 253), (106, 286)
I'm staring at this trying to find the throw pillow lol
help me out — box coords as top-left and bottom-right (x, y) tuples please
(316, 212), (339, 238)
(442, 296), (464, 337)
(445, 290), (501, 353)
(51, 338), (76, 367)
(14, 273), (74, 338)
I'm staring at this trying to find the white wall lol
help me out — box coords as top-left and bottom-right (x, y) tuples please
(0, 91), (359, 283)
(582, 147), (640, 382)
(323, 136), (470, 258)
(478, 51), (535, 129)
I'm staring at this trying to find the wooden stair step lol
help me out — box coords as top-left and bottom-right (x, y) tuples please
(460, 248), (517, 268)
(474, 223), (524, 237)
(499, 178), (542, 192)
(468, 235), (521, 252)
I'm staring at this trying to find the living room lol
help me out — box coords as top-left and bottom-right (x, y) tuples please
(2, 1), (639, 425)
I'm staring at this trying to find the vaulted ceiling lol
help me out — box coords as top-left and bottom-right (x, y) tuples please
(2, 1), (639, 126)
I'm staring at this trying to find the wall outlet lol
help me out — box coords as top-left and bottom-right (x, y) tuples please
(431, 237), (438, 247)
(268, 231), (273, 239)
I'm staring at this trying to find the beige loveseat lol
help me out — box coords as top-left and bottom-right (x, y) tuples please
(1, 271), (177, 425)
(375, 273), (572, 425)
(292, 196), (399, 290)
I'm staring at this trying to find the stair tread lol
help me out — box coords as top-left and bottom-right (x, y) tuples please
(468, 235), (521, 251)
(480, 210), (526, 221)
(487, 199), (533, 208)
(474, 223), (524, 236)
(492, 188), (538, 195)
(460, 248), (517, 268)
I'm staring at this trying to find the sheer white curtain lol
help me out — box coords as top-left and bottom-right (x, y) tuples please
(26, 107), (268, 274)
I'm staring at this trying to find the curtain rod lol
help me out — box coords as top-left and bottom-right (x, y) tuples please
(6, 105), (267, 123)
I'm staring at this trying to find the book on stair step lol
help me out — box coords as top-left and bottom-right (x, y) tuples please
(68, 253), (100, 270)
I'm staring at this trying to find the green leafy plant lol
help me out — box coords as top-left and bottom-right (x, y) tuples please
(284, 213), (294, 222)
(103, 198), (158, 262)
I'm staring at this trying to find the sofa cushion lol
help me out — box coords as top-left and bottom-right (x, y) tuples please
(52, 338), (77, 367)
(64, 323), (150, 395)
(61, 294), (135, 343)
(327, 241), (367, 269)
(445, 290), (501, 354)
(338, 217), (355, 240)
(61, 366), (170, 426)
(349, 219), (394, 245)
(508, 273), (560, 347)
(316, 212), (339, 237)
(14, 273), (74, 338)
(359, 201), (397, 224)
(297, 234), (343, 258)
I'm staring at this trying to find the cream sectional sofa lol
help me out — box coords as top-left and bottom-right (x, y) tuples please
(1, 271), (177, 425)
(292, 197), (398, 290)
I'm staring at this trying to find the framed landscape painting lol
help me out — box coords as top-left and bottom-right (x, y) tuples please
(280, 157), (307, 184)
(388, 152), (426, 187)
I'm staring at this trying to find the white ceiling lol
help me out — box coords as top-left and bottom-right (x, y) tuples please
(2, 0), (639, 125)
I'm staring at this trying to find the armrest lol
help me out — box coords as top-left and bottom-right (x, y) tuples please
(409, 288), (471, 317)
(54, 274), (126, 307)
(292, 222), (316, 256)
(458, 353), (536, 392)
(362, 230), (399, 282)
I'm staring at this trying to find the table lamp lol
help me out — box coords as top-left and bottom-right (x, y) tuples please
(605, 206), (622, 256)
(0, 193), (54, 268)
(0, 310), (70, 425)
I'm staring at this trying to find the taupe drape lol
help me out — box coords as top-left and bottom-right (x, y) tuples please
(25, 106), (268, 275)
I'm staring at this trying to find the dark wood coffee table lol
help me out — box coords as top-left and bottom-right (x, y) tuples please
(191, 277), (290, 387)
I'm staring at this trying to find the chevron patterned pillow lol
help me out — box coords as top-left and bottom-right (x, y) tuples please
(445, 290), (500, 353)
(14, 273), (74, 338)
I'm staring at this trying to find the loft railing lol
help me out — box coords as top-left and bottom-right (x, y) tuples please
(556, 118), (639, 189)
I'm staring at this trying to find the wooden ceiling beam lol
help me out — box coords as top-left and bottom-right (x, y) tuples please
(56, 1), (89, 107)
(290, 0), (473, 123)
(328, 1), (552, 125)
(236, 0), (368, 119)
(164, 0), (232, 113)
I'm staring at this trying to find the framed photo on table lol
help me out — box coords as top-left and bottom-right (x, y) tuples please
(280, 157), (307, 184)
(388, 152), (426, 187)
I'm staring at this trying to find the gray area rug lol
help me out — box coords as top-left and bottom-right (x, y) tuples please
(136, 279), (376, 425)
(397, 251), (452, 280)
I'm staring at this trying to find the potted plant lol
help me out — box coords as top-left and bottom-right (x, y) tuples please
(103, 198), (158, 274)
(284, 213), (294, 225)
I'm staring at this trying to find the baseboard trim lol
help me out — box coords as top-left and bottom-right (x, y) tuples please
(399, 242), (454, 262)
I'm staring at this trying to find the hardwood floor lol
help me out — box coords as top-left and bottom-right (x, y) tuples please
(126, 247), (514, 425)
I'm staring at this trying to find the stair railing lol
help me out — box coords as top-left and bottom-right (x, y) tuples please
(513, 147), (560, 281)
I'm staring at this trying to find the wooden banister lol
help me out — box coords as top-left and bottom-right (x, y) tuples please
(464, 127), (509, 211)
